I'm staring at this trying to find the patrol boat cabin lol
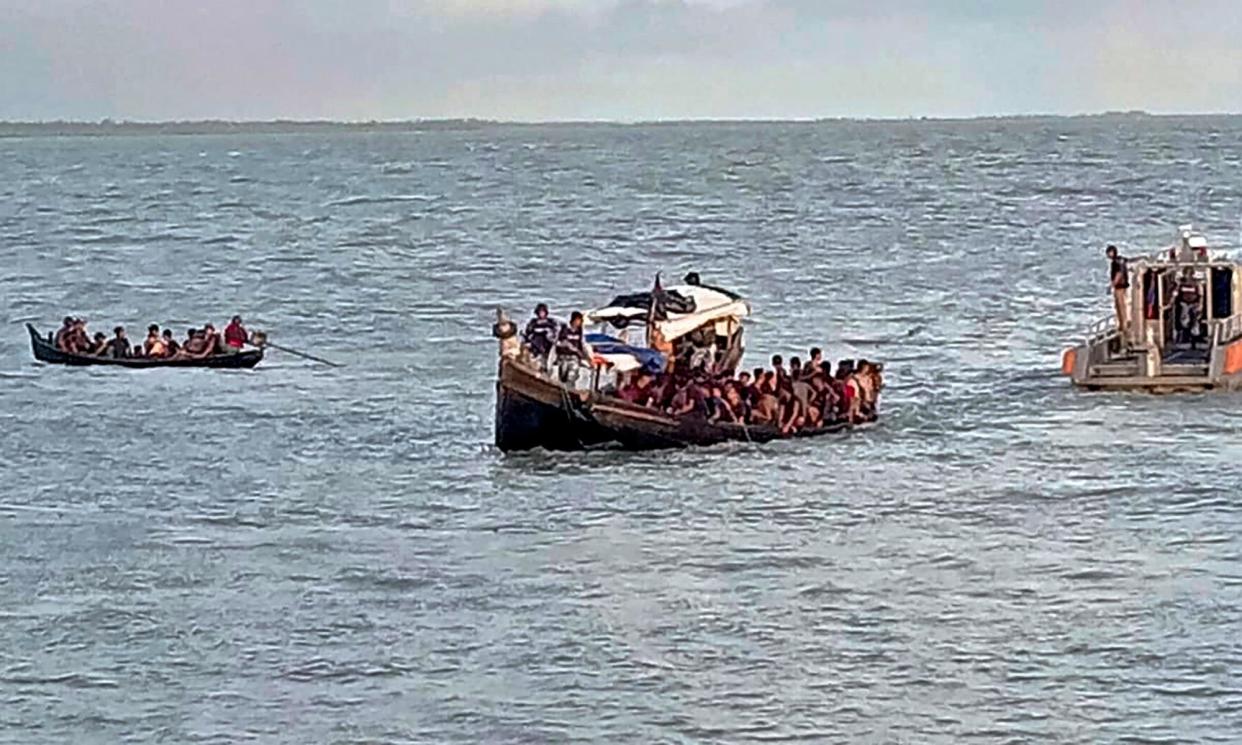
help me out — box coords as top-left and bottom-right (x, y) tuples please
(1063, 226), (1242, 392)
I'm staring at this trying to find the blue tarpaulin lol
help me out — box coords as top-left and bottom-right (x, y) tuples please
(585, 333), (665, 373)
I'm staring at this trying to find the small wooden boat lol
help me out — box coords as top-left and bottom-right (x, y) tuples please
(27, 324), (264, 369)
(1062, 226), (1242, 392)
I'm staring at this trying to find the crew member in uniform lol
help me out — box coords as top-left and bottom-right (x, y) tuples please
(1106, 244), (1129, 342)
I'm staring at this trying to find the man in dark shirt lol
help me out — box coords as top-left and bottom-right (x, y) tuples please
(555, 311), (590, 384)
(523, 303), (558, 366)
(106, 326), (132, 359)
(1173, 267), (1205, 346)
(1106, 245), (1130, 339)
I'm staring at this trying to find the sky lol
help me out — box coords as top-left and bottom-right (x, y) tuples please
(3, 0), (1242, 121)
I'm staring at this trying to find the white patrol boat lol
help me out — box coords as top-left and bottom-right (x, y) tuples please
(1063, 226), (1242, 392)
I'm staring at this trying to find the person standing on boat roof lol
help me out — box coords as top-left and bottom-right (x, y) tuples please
(523, 303), (559, 368)
(555, 311), (591, 384)
(1106, 245), (1130, 340)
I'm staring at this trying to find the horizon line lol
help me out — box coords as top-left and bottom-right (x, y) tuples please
(2, 109), (1235, 125)
(4, 110), (1242, 135)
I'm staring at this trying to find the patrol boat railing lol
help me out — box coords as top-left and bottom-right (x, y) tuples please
(1212, 313), (1242, 347)
(1085, 315), (1118, 346)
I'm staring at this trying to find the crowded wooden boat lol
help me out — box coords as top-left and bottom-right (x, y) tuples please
(1063, 225), (1242, 392)
(28, 315), (264, 368)
(493, 273), (884, 452)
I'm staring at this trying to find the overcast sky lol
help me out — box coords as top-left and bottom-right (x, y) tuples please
(3, 0), (1242, 121)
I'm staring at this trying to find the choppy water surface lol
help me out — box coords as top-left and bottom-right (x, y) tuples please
(3, 118), (1242, 743)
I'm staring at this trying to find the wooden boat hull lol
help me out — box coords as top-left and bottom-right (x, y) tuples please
(590, 399), (856, 449)
(494, 357), (612, 452)
(28, 324), (263, 369)
(494, 356), (870, 452)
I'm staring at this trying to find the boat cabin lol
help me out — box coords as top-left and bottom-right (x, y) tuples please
(586, 283), (751, 383)
(1063, 226), (1242, 392)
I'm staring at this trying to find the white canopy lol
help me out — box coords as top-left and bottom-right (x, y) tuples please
(587, 284), (750, 342)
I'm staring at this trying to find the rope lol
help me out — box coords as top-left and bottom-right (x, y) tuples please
(558, 378), (592, 449)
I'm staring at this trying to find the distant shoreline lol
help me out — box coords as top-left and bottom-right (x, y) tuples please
(0, 111), (1227, 138)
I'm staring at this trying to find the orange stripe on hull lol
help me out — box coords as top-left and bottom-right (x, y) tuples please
(1224, 341), (1242, 375)
(1061, 348), (1077, 376)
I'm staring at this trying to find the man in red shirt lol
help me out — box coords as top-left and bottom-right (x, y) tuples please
(224, 315), (248, 349)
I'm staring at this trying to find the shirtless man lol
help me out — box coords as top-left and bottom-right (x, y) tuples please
(162, 329), (180, 357)
(770, 355), (787, 387)
(144, 325), (168, 358)
(54, 317), (74, 351)
(778, 387), (805, 435)
(805, 348), (824, 379)
(810, 374), (837, 424)
(854, 360), (878, 418)
(723, 382), (748, 423)
(750, 373), (781, 426)
(58, 317), (90, 353)
(179, 329), (212, 359)
(668, 375), (708, 418)
(202, 324), (223, 355)
(70, 319), (92, 352)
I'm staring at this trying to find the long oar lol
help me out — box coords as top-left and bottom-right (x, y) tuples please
(262, 340), (343, 367)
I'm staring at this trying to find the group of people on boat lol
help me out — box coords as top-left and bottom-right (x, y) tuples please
(513, 293), (882, 433)
(522, 303), (591, 383)
(1107, 242), (1212, 349)
(53, 315), (251, 360)
(614, 351), (882, 433)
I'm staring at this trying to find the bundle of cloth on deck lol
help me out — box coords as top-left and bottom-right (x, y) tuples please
(585, 333), (666, 374)
(589, 285), (749, 341)
(592, 289), (697, 326)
